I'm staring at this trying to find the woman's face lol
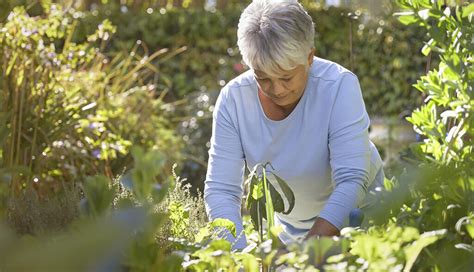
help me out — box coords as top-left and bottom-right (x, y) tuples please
(254, 51), (314, 108)
(254, 65), (309, 107)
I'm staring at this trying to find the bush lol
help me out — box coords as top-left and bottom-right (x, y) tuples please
(396, 0), (473, 270)
(0, 3), (182, 232)
(364, 1), (473, 270)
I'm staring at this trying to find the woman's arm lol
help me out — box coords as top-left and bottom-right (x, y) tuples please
(316, 73), (371, 234)
(204, 87), (247, 249)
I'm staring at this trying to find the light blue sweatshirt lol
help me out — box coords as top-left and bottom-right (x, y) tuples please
(204, 57), (384, 249)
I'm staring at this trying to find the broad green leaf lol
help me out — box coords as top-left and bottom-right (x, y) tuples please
(268, 181), (284, 213)
(461, 3), (474, 18)
(207, 239), (231, 252)
(248, 199), (261, 232)
(234, 253), (259, 271)
(250, 176), (263, 200)
(466, 224), (474, 239)
(271, 173), (295, 214)
(403, 229), (447, 271)
(82, 175), (115, 217)
(465, 220), (474, 239)
(210, 218), (236, 238)
(195, 227), (211, 243)
(305, 236), (337, 266)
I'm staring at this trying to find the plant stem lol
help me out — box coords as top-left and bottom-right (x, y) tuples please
(257, 201), (263, 243)
(262, 166), (274, 240)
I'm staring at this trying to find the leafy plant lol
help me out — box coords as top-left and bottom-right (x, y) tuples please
(245, 162), (295, 243)
(384, 0), (473, 270)
(0, 207), (151, 271)
(155, 164), (207, 252)
(81, 175), (116, 217)
(0, 3), (183, 234)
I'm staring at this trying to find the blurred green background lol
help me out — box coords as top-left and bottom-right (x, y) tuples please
(1, 0), (429, 190)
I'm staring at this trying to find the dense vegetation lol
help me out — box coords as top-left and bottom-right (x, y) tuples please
(0, 0), (472, 271)
(1, 0), (433, 187)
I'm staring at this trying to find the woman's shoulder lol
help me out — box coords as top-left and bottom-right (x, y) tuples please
(219, 70), (256, 100)
(225, 69), (254, 90)
(215, 70), (257, 115)
(309, 57), (358, 82)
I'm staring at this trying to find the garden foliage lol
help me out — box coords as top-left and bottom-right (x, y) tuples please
(0, 3), (181, 232)
(0, 0), (472, 271)
(70, 2), (431, 188)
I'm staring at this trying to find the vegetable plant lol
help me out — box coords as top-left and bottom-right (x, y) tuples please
(245, 162), (295, 242)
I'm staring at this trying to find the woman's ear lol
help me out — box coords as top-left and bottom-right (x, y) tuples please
(308, 48), (316, 66)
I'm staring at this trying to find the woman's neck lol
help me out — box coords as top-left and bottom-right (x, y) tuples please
(258, 90), (300, 121)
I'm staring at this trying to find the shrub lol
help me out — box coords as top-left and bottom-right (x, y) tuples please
(0, 3), (182, 232)
(364, 1), (473, 270)
(156, 164), (207, 251)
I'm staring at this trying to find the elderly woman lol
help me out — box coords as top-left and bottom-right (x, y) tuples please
(204, 0), (384, 249)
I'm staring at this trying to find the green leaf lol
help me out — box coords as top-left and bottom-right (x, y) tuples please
(270, 173), (295, 214)
(404, 229), (447, 271)
(6, 52), (18, 76)
(195, 227), (211, 243)
(268, 181), (284, 213)
(428, 9), (443, 19)
(305, 236), (337, 266)
(440, 110), (458, 119)
(396, 13), (419, 25)
(262, 170), (275, 234)
(250, 176), (263, 200)
(40, 0), (52, 11)
(455, 215), (474, 238)
(247, 199), (261, 232)
(462, 3), (474, 18)
(82, 175), (115, 217)
(465, 224), (474, 239)
(421, 39), (435, 56)
(234, 253), (259, 271)
(207, 239), (231, 252)
(210, 218), (236, 238)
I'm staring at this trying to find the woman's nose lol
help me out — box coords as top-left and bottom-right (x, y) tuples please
(271, 81), (287, 98)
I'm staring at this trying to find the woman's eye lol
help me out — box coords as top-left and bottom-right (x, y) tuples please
(282, 77), (292, 82)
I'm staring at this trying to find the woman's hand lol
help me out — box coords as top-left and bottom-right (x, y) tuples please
(305, 217), (340, 239)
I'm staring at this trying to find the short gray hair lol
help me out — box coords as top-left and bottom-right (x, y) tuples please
(237, 0), (315, 76)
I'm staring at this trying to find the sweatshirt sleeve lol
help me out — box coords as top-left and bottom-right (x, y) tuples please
(204, 87), (247, 249)
(318, 73), (371, 229)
